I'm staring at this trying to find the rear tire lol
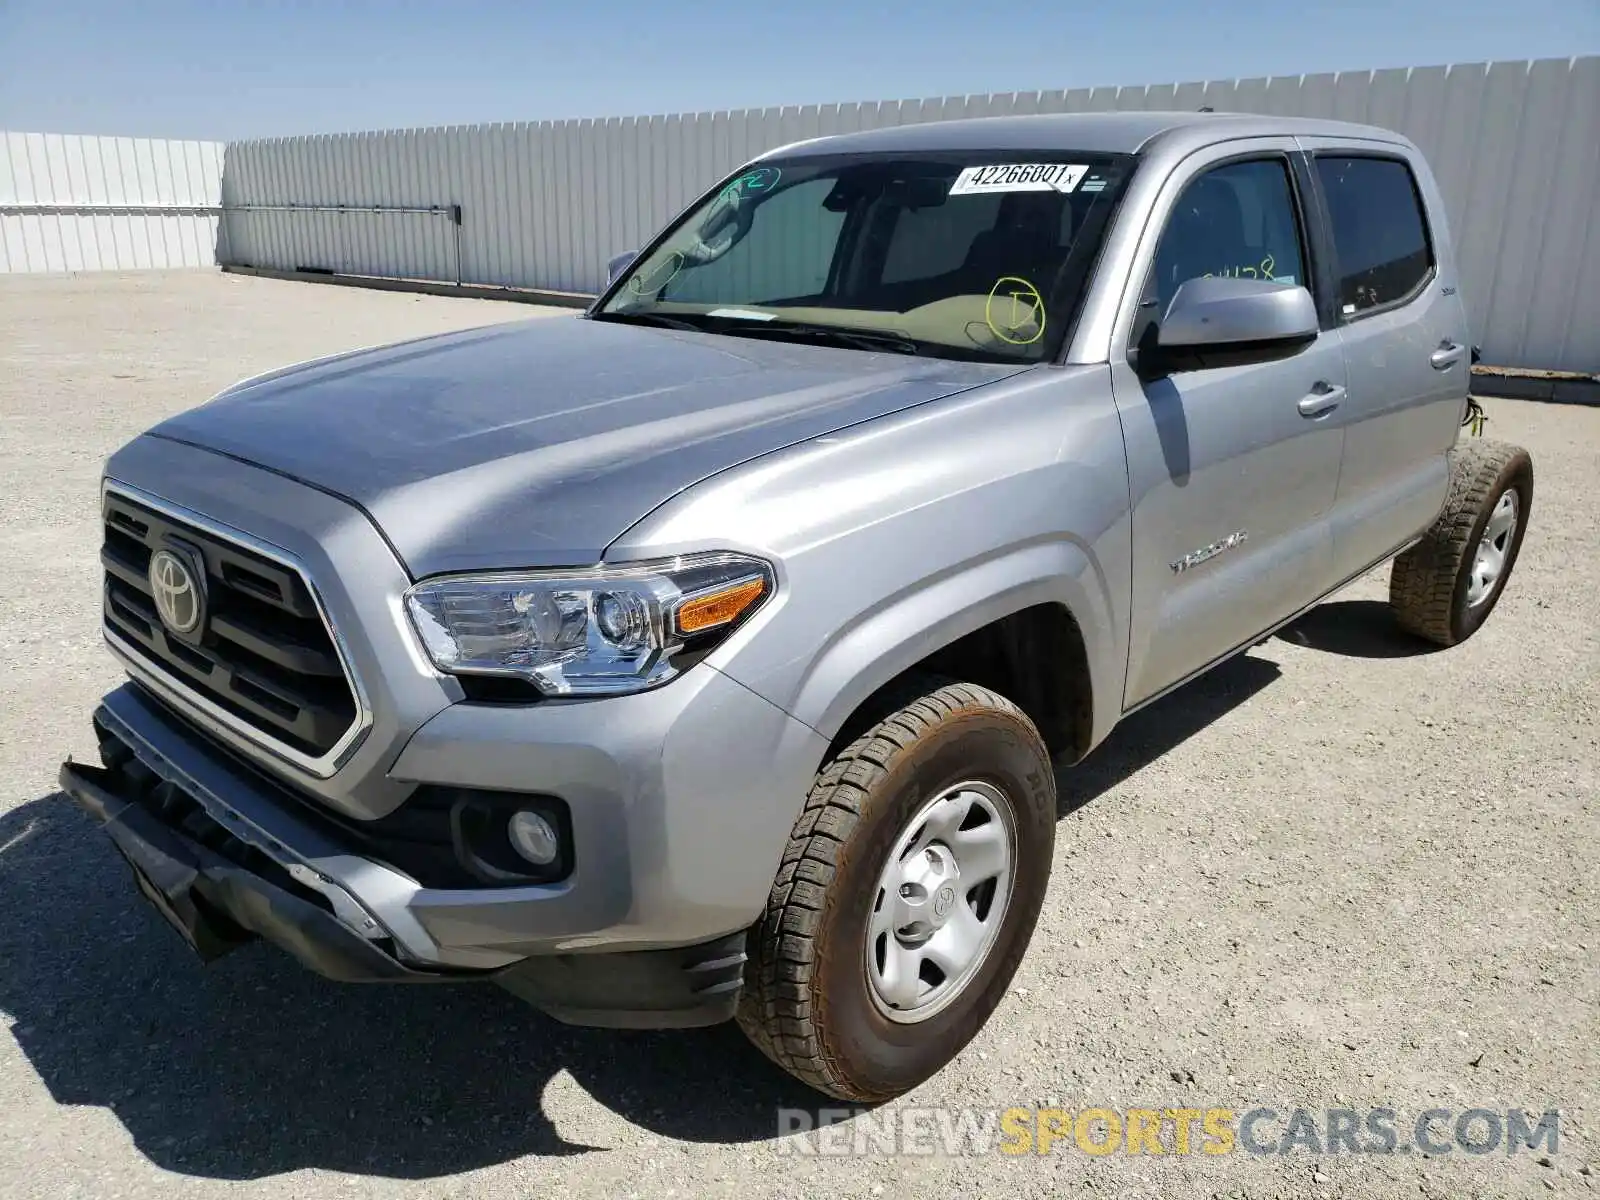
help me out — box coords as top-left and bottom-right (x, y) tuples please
(1390, 439), (1532, 647)
(737, 678), (1056, 1102)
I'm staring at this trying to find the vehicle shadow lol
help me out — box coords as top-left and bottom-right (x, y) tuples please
(0, 654), (1281, 1181)
(1053, 651), (1280, 816)
(1275, 598), (1439, 659)
(0, 798), (821, 1180)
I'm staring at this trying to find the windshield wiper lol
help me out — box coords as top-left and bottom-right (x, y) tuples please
(592, 310), (709, 333)
(713, 319), (924, 357)
(599, 308), (927, 356)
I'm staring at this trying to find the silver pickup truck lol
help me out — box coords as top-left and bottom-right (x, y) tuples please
(61, 110), (1532, 1102)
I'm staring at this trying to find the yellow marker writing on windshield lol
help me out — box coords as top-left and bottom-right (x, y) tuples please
(984, 276), (1046, 345)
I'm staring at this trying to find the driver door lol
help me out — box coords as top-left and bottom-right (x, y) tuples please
(1109, 142), (1347, 707)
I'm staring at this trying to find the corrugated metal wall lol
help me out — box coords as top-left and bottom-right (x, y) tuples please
(220, 56), (1600, 371)
(0, 132), (225, 271)
(6, 57), (1594, 369)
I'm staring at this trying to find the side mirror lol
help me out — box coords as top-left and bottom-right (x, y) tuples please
(606, 250), (638, 287)
(1152, 276), (1318, 371)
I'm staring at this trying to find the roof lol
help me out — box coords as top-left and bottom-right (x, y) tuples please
(768, 110), (1411, 159)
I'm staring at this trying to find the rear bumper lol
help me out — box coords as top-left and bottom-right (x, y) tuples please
(60, 691), (750, 1027)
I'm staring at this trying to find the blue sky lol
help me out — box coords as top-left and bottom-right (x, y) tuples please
(1, 0), (1595, 141)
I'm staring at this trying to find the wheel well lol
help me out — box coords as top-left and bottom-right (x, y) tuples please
(829, 603), (1093, 763)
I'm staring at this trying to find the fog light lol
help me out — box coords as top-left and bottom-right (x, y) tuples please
(507, 810), (560, 866)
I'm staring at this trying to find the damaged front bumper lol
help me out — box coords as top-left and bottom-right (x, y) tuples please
(60, 756), (446, 982)
(59, 687), (748, 1028)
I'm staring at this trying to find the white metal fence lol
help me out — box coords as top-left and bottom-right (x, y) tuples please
(0, 132), (224, 272)
(218, 56), (1600, 373)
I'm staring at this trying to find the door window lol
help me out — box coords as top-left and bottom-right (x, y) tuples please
(1148, 158), (1308, 315)
(1314, 155), (1433, 316)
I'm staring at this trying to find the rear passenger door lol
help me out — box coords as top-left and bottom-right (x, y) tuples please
(1299, 142), (1471, 579)
(1109, 140), (1347, 707)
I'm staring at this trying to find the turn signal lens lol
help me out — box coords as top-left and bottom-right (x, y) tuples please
(675, 577), (768, 635)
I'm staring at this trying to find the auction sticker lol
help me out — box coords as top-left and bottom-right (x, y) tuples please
(949, 163), (1088, 196)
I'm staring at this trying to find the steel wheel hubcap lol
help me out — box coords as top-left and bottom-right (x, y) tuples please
(866, 780), (1017, 1023)
(1466, 488), (1518, 608)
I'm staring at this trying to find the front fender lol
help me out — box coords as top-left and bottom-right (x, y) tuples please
(607, 363), (1134, 757)
(779, 537), (1117, 745)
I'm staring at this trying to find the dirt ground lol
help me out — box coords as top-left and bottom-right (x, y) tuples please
(0, 270), (1594, 1200)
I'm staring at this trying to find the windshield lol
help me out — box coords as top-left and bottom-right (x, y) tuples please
(593, 150), (1133, 363)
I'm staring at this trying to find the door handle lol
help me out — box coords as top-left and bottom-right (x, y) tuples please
(1430, 342), (1465, 371)
(1297, 383), (1345, 418)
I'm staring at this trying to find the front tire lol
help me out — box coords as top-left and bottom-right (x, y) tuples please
(737, 679), (1056, 1102)
(1390, 439), (1533, 646)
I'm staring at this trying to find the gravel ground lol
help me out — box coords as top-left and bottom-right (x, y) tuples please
(0, 270), (1595, 1200)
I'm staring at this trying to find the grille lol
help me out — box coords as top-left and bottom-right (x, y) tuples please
(100, 491), (360, 760)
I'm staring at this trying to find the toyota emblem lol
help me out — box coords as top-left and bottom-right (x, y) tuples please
(148, 548), (203, 636)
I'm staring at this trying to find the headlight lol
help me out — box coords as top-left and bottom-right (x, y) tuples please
(403, 552), (773, 696)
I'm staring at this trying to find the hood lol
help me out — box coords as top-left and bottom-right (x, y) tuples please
(151, 315), (1025, 576)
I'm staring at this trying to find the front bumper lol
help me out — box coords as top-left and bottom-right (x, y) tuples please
(60, 705), (751, 1026)
(60, 757), (443, 983)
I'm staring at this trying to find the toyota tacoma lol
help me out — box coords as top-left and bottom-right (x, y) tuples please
(61, 111), (1532, 1102)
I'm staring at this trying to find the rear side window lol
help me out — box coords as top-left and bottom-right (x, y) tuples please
(1314, 156), (1433, 316)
